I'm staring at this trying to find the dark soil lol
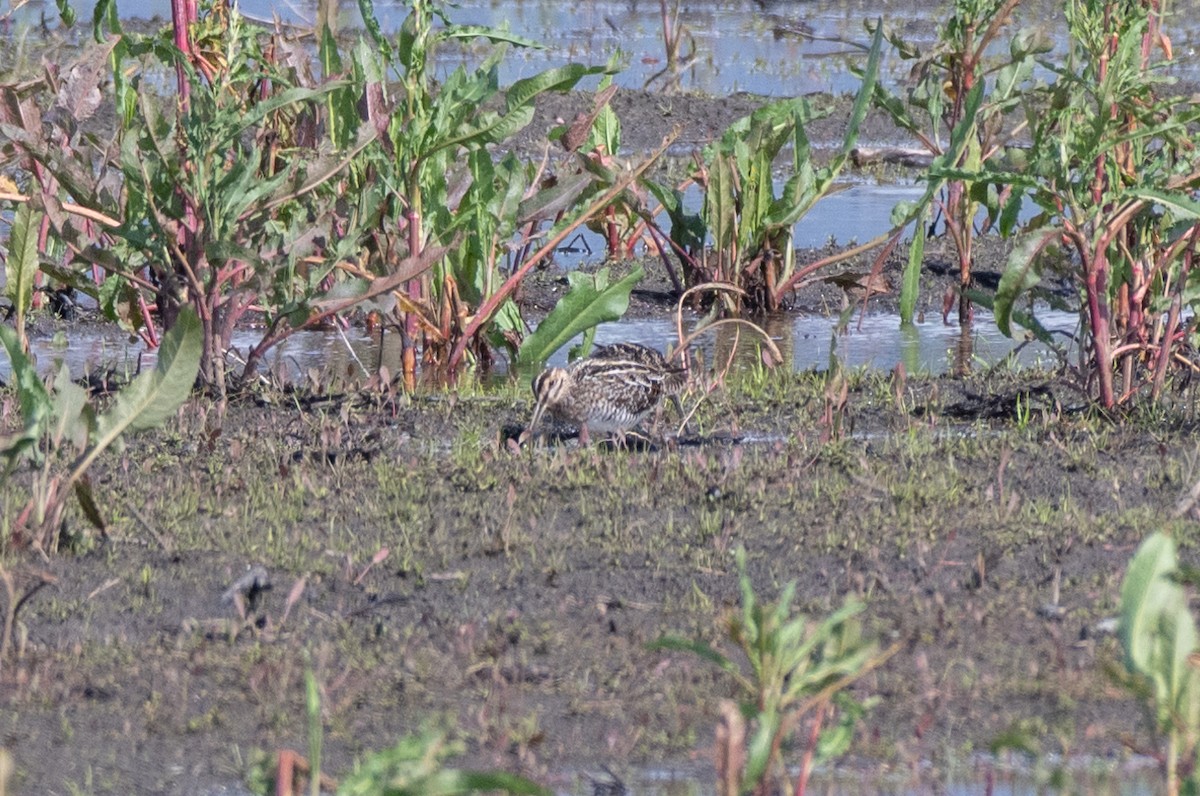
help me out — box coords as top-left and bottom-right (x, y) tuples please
(2, 87), (1195, 796)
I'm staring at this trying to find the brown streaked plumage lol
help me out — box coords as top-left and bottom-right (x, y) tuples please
(528, 343), (688, 442)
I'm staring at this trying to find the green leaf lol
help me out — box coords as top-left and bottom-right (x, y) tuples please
(966, 289), (1057, 347)
(440, 24), (544, 51)
(1121, 532), (1187, 675)
(836, 21), (884, 165)
(999, 190), (1024, 238)
(0, 324), (51, 428)
(320, 24), (360, 150)
(92, 0), (120, 41)
(94, 307), (202, 442)
(55, 0), (76, 26)
(5, 203), (41, 335)
(506, 64), (605, 112)
(1124, 187), (1200, 221)
(743, 705), (779, 788)
(704, 153), (737, 254)
(0, 324), (52, 470)
(50, 364), (90, 451)
(900, 213), (926, 325)
(994, 233), (1048, 337)
(515, 267), (643, 366)
(356, 0), (392, 56)
(647, 636), (740, 676)
(73, 477), (107, 532)
(61, 307), (201, 491)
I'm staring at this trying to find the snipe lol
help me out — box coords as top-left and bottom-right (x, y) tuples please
(527, 343), (688, 444)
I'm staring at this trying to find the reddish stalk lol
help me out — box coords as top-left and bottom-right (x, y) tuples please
(793, 701), (827, 796)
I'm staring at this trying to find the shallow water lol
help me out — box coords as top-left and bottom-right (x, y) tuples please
(6, 305), (1078, 386)
(21, 0), (1199, 98)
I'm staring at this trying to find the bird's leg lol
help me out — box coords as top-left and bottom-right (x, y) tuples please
(578, 423), (591, 447)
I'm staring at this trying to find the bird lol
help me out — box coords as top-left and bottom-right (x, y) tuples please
(527, 343), (688, 445)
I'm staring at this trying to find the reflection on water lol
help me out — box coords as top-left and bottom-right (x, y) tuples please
(14, 0), (1198, 99)
(6, 307), (1078, 386)
(552, 183), (925, 271)
(549, 306), (1076, 379)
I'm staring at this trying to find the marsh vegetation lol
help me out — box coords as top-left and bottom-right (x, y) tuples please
(3, 0), (1200, 793)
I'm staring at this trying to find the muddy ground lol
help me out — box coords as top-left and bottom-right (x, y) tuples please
(4, 86), (1200, 796)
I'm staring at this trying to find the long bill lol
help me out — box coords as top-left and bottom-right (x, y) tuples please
(527, 397), (550, 437)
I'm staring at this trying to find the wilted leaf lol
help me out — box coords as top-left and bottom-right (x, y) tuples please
(55, 40), (117, 123)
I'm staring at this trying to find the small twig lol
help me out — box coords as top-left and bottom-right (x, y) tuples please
(124, 499), (174, 553)
(0, 191), (120, 228)
(335, 322), (369, 377)
(0, 568), (56, 667)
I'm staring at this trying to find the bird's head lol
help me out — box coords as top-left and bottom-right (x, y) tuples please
(529, 367), (571, 432)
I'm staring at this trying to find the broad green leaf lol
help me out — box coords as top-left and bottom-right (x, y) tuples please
(1124, 187), (1200, 221)
(999, 190), (1024, 237)
(50, 364), (90, 451)
(743, 705), (779, 788)
(515, 267), (643, 366)
(645, 180), (706, 253)
(5, 203), (41, 338)
(871, 82), (918, 133)
(440, 24), (543, 51)
(93, 307), (202, 442)
(430, 106), (536, 158)
(356, 0), (391, 54)
(0, 324), (52, 469)
(91, 0), (119, 41)
(900, 213), (926, 325)
(965, 289), (1058, 347)
(506, 64), (605, 112)
(704, 153), (736, 254)
(0, 324), (51, 428)
(73, 477), (106, 531)
(568, 326), (597, 363)
(994, 233), (1049, 337)
(590, 101), (621, 157)
(1120, 532), (1187, 676)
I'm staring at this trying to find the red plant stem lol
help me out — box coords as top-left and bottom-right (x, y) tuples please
(137, 292), (160, 347)
(170, 0), (195, 112)
(403, 206), (423, 388)
(170, 0), (203, 380)
(794, 701), (827, 796)
(1086, 249), (1115, 407)
(1152, 231), (1198, 399)
(604, 206), (619, 257)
